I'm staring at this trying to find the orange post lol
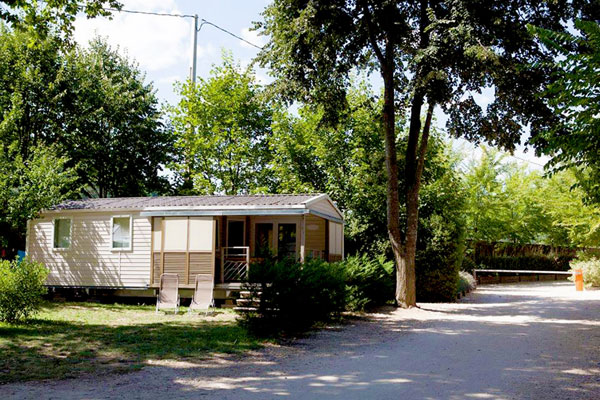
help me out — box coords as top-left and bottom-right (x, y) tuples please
(574, 269), (584, 291)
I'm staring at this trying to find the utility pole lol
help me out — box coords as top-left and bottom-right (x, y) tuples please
(191, 14), (199, 84)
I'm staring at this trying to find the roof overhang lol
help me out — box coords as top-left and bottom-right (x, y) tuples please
(139, 208), (344, 224)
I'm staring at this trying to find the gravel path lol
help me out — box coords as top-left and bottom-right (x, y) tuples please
(2, 281), (599, 399)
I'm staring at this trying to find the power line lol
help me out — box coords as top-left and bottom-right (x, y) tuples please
(104, 7), (193, 19)
(104, 7), (264, 50)
(199, 20), (263, 50)
(510, 154), (547, 168)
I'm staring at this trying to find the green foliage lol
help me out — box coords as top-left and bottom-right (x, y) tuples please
(0, 0), (121, 41)
(0, 29), (171, 199)
(463, 147), (600, 247)
(529, 20), (600, 203)
(60, 38), (172, 197)
(242, 258), (346, 335)
(570, 254), (600, 287)
(0, 144), (77, 248)
(256, 0), (581, 305)
(337, 254), (394, 311)
(0, 257), (48, 323)
(169, 52), (273, 194)
(461, 257), (477, 273)
(416, 248), (460, 302)
(477, 255), (572, 272)
(457, 271), (476, 295)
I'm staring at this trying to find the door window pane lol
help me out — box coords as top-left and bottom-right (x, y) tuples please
(255, 223), (273, 257)
(112, 217), (131, 249)
(228, 220), (245, 247)
(278, 223), (296, 259)
(53, 219), (71, 249)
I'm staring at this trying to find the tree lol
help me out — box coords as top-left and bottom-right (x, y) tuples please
(169, 53), (274, 195)
(61, 38), (172, 197)
(0, 28), (172, 198)
(256, 0), (584, 306)
(0, 144), (77, 253)
(0, 24), (65, 158)
(0, 0), (121, 40)
(529, 20), (600, 203)
(463, 147), (554, 244)
(271, 82), (467, 301)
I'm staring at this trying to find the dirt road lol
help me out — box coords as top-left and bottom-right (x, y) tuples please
(2, 281), (599, 399)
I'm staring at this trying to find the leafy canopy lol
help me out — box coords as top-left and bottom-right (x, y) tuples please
(169, 53), (274, 195)
(529, 20), (600, 202)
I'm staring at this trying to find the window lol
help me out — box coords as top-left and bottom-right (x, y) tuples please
(112, 216), (132, 250)
(53, 218), (71, 249)
(227, 220), (245, 247)
(278, 223), (297, 259)
(255, 223), (273, 257)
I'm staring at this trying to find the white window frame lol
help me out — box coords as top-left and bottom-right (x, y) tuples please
(111, 215), (133, 251)
(53, 217), (72, 250)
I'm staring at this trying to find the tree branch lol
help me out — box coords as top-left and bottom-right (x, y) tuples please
(361, 2), (386, 66)
(416, 102), (434, 187)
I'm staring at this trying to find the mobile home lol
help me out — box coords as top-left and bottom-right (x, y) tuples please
(26, 194), (344, 299)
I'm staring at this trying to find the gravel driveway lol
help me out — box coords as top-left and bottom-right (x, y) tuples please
(2, 281), (599, 399)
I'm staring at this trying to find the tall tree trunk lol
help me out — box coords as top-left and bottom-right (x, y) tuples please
(399, 101), (434, 307)
(378, 41), (406, 309)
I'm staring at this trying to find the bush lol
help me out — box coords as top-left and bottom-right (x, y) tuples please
(570, 254), (600, 287)
(416, 248), (460, 302)
(0, 258), (48, 323)
(461, 256), (477, 273)
(337, 254), (394, 311)
(457, 271), (476, 295)
(477, 255), (572, 272)
(241, 257), (346, 335)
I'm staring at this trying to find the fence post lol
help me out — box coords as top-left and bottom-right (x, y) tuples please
(221, 247), (225, 283)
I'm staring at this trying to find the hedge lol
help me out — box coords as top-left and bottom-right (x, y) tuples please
(477, 255), (572, 272)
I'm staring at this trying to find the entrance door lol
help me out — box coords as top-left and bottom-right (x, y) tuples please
(278, 223), (297, 259)
(255, 223), (274, 257)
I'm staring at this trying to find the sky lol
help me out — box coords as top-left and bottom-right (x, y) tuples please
(73, 0), (549, 171)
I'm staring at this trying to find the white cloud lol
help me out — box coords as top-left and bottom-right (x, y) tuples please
(73, 0), (192, 72)
(240, 27), (266, 49)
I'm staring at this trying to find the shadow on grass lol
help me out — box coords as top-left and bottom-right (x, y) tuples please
(0, 305), (262, 384)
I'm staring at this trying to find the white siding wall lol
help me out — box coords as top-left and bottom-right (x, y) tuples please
(308, 198), (343, 220)
(27, 212), (152, 287)
(329, 222), (344, 256)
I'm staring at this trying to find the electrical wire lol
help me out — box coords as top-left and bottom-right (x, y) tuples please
(103, 7), (264, 50)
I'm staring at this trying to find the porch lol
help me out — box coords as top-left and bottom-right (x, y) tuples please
(148, 214), (344, 288)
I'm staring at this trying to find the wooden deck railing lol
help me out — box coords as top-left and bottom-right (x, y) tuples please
(221, 246), (250, 282)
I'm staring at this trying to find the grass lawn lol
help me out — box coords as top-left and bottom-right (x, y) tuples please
(0, 301), (263, 384)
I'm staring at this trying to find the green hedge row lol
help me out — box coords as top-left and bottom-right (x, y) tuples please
(476, 255), (572, 272)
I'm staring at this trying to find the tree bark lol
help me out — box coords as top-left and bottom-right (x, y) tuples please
(399, 101), (434, 307)
(361, 3), (407, 309)
(379, 42), (406, 310)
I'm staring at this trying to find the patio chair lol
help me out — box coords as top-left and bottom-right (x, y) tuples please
(156, 273), (180, 314)
(188, 274), (214, 314)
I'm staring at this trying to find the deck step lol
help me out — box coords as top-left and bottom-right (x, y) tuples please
(236, 298), (261, 307)
(233, 306), (258, 312)
(239, 290), (262, 299)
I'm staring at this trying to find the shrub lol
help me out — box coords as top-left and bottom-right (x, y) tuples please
(0, 257), (48, 323)
(241, 257), (346, 335)
(416, 248), (460, 302)
(477, 255), (572, 272)
(337, 254), (394, 311)
(457, 271), (476, 295)
(570, 254), (600, 287)
(461, 257), (477, 273)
